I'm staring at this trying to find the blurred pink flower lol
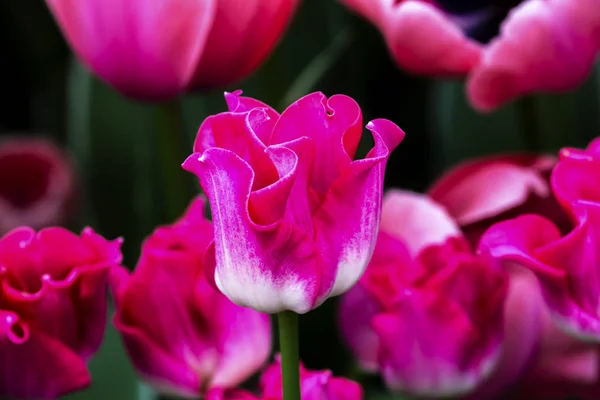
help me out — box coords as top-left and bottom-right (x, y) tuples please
(205, 357), (363, 400)
(340, 190), (519, 398)
(183, 91), (404, 314)
(480, 149), (600, 341)
(340, 0), (600, 111)
(259, 356), (363, 400)
(428, 153), (567, 248)
(110, 197), (271, 398)
(0, 226), (122, 399)
(0, 138), (76, 236)
(45, 0), (300, 100)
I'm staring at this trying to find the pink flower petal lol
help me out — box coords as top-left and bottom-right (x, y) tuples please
(468, 0), (600, 111)
(317, 119), (404, 299)
(0, 311), (90, 399)
(380, 190), (461, 255)
(428, 154), (551, 226)
(183, 144), (321, 314)
(342, 0), (482, 76)
(190, 0), (300, 89)
(271, 92), (363, 195)
(45, 0), (216, 100)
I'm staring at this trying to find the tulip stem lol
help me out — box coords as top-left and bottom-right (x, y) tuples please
(156, 100), (193, 222)
(278, 311), (301, 400)
(517, 96), (540, 152)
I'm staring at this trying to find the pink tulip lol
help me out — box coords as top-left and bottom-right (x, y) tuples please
(0, 138), (76, 235)
(428, 153), (568, 247)
(110, 197), (272, 398)
(183, 91), (404, 314)
(205, 357), (363, 400)
(45, 0), (300, 100)
(259, 356), (363, 400)
(340, 0), (600, 111)
(340, 190), (518, 398)
(0, 226), (123, 399)
(480, 150), (600, 341)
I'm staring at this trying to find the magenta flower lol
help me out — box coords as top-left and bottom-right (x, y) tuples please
(428, 153), (568, 247)
(110, 197), (272, 398)
(205, 357), (362, 400)
(183, 91), (404, 314)
(480, 146), (600, 341)
(259, 356), (363, 400)
(0, 226), (122, 399)
(0, 138), (76, 236)
(338, 190), (549, 398)
(340, 0), (600, 111)
(45, 0), (299, 100)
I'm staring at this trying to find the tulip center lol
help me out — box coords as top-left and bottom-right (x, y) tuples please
(0, 152), (52, 209)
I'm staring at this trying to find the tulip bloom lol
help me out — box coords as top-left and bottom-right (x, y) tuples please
(183, 91), (404, 314)
(429, 152), (599, 392)
(427, 153), (567, 246)
(259, 357), (363, 400)
(45, 0), (300, 100)
(205, 357), (362, 400)
(0, 138), (76, 235)
(340, 0), (600, 111)
(0, 226), (122, 399)
(481, 146), (600, 341)
(110, 197), (271, 398)
(340, 190), (512, 397)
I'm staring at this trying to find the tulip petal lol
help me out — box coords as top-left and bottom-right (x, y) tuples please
(45, 0), (217, 100)
(380, 190), (461, 255)
(372, 291), (501, 397)
(321, 119), (405, 298)
(190, 0), (300, 88)
(184, 145), (320, 314)
(467, 0), (600, 111)
(481, 208), (600, 340)
(358, 0), (482, 76)
(270, 92), (363, 195)
(0, 311), (90, 399)
(552, 157), (600, 216)
(428, 155), (551, 226)
(339, 283), (382, 371)
(193, 109), (279, 190)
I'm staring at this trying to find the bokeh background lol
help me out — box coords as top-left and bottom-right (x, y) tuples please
(2, 1), (600, 399)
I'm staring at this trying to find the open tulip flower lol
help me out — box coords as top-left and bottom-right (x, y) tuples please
(45, 0), (300, 100)
(110, 197), (272, 398)
(183, 91), (404, 314)
(0, 227), (123, 399)
(339, 190), (517, 398)
(481, 139), (600, 342)
(340, 0), (600, 111)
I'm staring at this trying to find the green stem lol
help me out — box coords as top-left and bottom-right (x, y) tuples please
(156, 100), (193, 221)
(278, 311), (301, 400)
(517, 96), (540, 152)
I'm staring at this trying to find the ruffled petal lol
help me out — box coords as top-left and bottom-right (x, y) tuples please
(380, 190), (461, 255)
(45, 0), (216, 100)
(271, 92), (363, 195)
(0, 311), (90, 399)
(467, 0), (600, 111)
(183, 146), (320, 314)
(317, 119), (405, 299)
